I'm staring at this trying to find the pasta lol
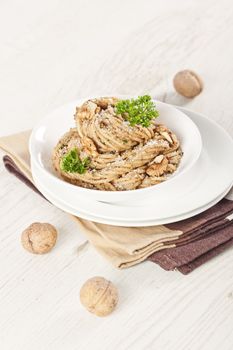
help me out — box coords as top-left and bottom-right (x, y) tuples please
(52, 97), (183, 191)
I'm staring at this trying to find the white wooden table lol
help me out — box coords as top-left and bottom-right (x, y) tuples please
(1, 1), (233, 349)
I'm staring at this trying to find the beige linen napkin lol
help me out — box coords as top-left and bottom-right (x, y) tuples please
(0, 131), (183, 268)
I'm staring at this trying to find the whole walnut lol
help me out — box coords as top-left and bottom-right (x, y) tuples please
(21, 222), (57, 254)
(173, 70), (203, 98)
(80, 277), (119, 317)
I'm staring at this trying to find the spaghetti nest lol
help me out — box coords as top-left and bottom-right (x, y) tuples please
(52, 97), (183, 191)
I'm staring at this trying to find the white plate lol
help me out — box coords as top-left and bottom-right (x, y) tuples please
(32, 162), (231, 226)
(31, 107), (233, 225)
(29, 97), (202, 203)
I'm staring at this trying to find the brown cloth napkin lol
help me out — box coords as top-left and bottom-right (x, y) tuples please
(1, 131), (233, 274)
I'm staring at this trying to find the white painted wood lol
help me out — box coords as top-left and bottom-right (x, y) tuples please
(0, 0), (233, 349)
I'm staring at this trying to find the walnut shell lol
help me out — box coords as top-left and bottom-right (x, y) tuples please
(21, 222), (57, 254)
(80, 277), (118, 317)
(173, 70), (203, 98)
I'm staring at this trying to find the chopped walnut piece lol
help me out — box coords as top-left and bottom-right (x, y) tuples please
(81, 136), (98, 157)
(146, 157), (169, 176)
(160, 131), (173, 144)
(154, 154), (164, 163)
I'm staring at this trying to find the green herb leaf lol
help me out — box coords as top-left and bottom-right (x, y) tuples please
(60, 148), (90, 174)
(116, 95), (159, 127)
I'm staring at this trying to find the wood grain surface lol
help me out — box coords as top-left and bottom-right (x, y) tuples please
(0, 0), (233, 349)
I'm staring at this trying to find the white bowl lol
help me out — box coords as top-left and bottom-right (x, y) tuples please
(29, 97), (202, 203)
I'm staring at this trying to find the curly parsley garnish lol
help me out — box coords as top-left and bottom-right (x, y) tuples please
(60, 148), (90, 174)
(116, 95), (159, 127)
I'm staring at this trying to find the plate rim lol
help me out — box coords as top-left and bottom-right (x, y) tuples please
(30, 106), (233, 222)
(32, 166), (232, 226)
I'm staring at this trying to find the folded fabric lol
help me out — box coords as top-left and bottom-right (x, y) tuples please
(1, 131), (233, 274)
(149, 224), (233, 273)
